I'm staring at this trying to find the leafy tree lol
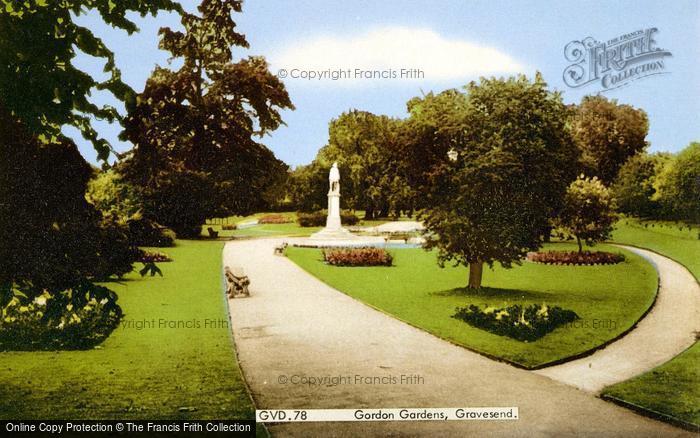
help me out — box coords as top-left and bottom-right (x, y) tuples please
(0, 0), (181, 160)
(612, 152), (670, 218)
(312, 110), (410, 218)
(0, 109), (137, 299)
(401, 89), (471, 208)
(288, 162), (329, 212)
(654, 142), (700, 222)
(554, 176), (617, 253)
(411, 74), (579, 288)
(119, 0), (293, 236)
(87, 169), (143, 224)
(572, 95), (649, 184)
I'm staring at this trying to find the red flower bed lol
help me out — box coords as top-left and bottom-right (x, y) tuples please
(322, 247), (393, 267)
(138, 250), (172, 263)
(527, 250), (624, 265)
(258, 214), (292, 224)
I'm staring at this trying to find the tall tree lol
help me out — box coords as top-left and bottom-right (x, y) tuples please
(612, 152), (670, 218)
(119, 0), (294, 236)
(316, 110), (409, 218)
(410, 74), (579, 288)
(572, 95), (649, 184)
(654, 142), (700, 222)
(0, 0), (181, 160)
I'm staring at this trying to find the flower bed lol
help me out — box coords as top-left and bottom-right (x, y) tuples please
(527, 250), (624, 265)
(452, 303), (579, 342)
(138, 250), (172, 263)
(0, 283), (122, 350)
(258, 214), (292, 224)
(322, 247), (393, 267)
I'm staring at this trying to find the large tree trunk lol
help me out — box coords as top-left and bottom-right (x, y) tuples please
(379, 206), (390, 218)
(468, 261), (484, 289)
(364, 208), (374, 220)
(576, 236), (583, 254)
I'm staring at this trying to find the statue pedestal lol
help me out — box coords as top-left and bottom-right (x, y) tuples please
(310, 191), (357, 240)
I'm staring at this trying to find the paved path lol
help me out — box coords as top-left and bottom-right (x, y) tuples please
(224, 238), (691, 437)
(535, 245), (700, 392)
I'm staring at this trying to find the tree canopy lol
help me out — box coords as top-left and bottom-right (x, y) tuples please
(572, 95), (649, 184)
(654, 142), (700, 222)
(0, 0), (181, 160)
(612, 152), (670, 218)
(411, 74), (579, 288)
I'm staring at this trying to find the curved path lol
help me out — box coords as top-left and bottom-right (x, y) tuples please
(535, 245), (700, 392)
(224, 238), (692, 437)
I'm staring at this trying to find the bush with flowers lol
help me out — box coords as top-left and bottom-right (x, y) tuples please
(0, 282), (122, 350)
(452, 303), (579, 342)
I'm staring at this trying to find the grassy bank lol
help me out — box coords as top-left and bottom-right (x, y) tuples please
(287, 243), (657, 368)
(0, 240), (255, 420)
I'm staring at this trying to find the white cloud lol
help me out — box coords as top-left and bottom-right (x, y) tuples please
(270, 26), (524, 85)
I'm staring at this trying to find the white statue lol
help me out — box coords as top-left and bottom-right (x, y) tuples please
(329, 162), (340, 194)
(309, 161), (355, 240)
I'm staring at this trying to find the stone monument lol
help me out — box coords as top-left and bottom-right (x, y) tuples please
(309, 162), (356, 240)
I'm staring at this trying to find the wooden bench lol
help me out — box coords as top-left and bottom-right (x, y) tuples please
(207, 227), (219, 238)
(225, 266), (250, 298)
(274, 242), (288, 256)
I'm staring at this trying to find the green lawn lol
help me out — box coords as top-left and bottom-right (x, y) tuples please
(603, 220), (700, 428)
(286, 243), (657, 368)
(0, 240), (255, 420)
(611, 219), (699, 278)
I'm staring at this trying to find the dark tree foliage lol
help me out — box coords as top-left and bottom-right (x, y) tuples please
(409, 74), (579, 288)
(289, 110), (414, 219)
(612, 152), (669, 218)
(572, 95), (649, 185)
(0, 0), (181, 160)
(0, 110), (137, 298)
(119, 0), (293, 236)
(288, 162), (330, 212)
(655, 142), (700, 222)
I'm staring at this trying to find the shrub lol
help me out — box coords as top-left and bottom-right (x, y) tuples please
(453, 303), (579, 342)
(0, 282), (122, 350)
(138, 250), (172, 263)
(298, 210), (360, 227)
(297, 211), (326, 227)
(258, 214), (292, 224)
(341, 212), (360, 225)
(527, 250), (624, 265)
(0, 111), (141, 294)
(322, 247), (393, 266)
(128, 218), (175, 247)
(222, 224), (237, 230)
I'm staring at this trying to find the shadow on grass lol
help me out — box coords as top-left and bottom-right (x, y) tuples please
(430, 286), (553, 301)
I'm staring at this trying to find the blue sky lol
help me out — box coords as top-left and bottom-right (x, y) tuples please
(70, 0), (699, 167)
